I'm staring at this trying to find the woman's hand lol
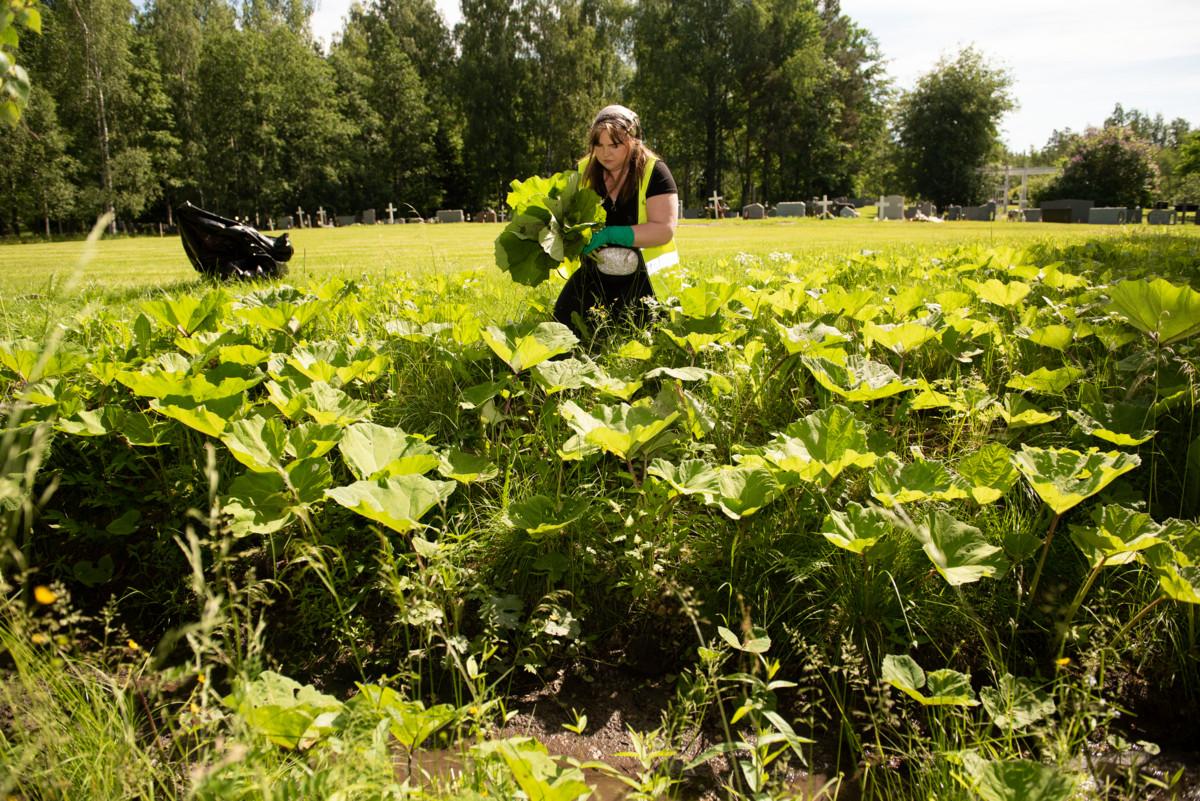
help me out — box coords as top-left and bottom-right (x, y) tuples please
(581, 225), (635, 256)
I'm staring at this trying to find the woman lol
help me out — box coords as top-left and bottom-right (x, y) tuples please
(553, 104), (679, 338)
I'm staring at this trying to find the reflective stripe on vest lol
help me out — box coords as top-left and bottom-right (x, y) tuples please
(578, 155), (680, 275)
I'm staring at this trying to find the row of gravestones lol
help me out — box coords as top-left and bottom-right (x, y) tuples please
(271, 208), (504, 230)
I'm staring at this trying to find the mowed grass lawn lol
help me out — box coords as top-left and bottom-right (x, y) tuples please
(1, 217), (1198, 297)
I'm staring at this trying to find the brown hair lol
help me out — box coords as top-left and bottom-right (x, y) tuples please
(581, 118), (658, 206)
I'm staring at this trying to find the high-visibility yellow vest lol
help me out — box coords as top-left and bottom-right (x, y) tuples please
(578, 155), (680, 274)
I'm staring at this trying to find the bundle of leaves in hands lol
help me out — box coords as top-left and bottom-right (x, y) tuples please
(494, 170), (606, 287)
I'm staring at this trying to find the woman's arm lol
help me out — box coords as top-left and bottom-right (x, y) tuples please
(632, 192), (678, 248)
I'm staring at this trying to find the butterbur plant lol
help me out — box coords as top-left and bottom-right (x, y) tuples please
(494, 171), (606, 287)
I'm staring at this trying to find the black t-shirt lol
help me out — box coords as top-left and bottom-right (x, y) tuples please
(598, 160), (677, 226)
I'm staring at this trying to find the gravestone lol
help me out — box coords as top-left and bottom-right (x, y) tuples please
(436, 209), (465, 223)
(777, 201), (806, 217)
(963, 202), (996, 222)
(878, 195), (904, 221)
(317, 207), (328, 227)
(1088, 207), (1126, 225)
(905, 201), (936, 219)
(682, 208), (703, 219)
(1021, 209), (1042, 222)
(335, 214), (357, 227)
(1040, 199), (1093, 223)
(839, 206), (859, 218)
(1126, 207), (1142, 224)
(277, 215), (294, 230)
(361, 208), (376, 225)
(476, 208), (498, 223)
(944, 205), (962, 221)
(385, 203), (397, 224)
(1147, 209), (1176, 225)
(742, 203), (765, 220)
(1042, 208), (1072, 224)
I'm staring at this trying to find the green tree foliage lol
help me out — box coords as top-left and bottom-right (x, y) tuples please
(0, 86), (76, 235)
(1, 0), (42, 124)
(895, 46), (1014, 207)
(631, 0), (737, 204)
(458, 0), (623, 210)
(1037, 126), (1160, 207)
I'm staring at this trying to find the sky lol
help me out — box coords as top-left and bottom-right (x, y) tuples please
(310, 0), (1200, 153)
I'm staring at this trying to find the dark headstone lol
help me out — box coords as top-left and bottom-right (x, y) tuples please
(335, 214), (357, 227)
(361, 208), (376, 225)
(436, 209), (465, 223)
(963, 202), (996, 221)
(1125, 207), (1142, 224)
(1040, 199), (1093, 223)
(1042, 208), (1072, 224)
(1147, 209), (1176, 225)
(1021, 209), (1042, 222)
(682, 208), (703, 219)
(742, 203), (765, 220)
(944, 205), (962, 221)
(777, 201), (806, 217)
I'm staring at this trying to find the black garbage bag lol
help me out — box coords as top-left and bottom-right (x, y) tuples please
(177, 201), (293, 280)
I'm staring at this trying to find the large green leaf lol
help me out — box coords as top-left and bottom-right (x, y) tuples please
(821, 502), (893, 555)
(708, 464), (780, 519)
(998, 395), (1061, 428)
(1005, 366), (1084, 395)
(558, 399), (678, 461)
(955, 444), (1019, 504)
(800, 355), (913, 402)
(221, 414), (289, 473)
(760, 405), (877, 484)
(882, 654), (978, 706)
(140, 290), (227, 337)
(911, 509), (1010, 586)
(436, 450), (498, 484)
(482, 322), (578, 374)
(532, 357), (595, 394)
(338, 422), (438, 480)
(1107, 277), (1200, 345)
(1013, 446), (1141, 515)
(325, 475), (456, 533)
(226, 671), (343, 750)
(958, 756), (1075, 801)
(647, 458), (721, 497)
(966, 278), (1031, 308)
(506, 495), (587, 535)
(980, 674), (1055, 732)
(678, 277), (736, 319)
(773, 320), (851, 356)
(1142, 523), (1200, 604)
(1069, 504), (1164, 567)
(863, 320), (939, 356)
(870, 455), (969, 507)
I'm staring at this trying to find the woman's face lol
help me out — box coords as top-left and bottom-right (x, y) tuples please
(593, 129), (632, 174)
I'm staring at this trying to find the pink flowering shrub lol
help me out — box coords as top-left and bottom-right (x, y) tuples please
(1036, 126), (1160, 207)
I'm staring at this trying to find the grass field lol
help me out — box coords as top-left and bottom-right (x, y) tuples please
(2, 217), (1197, 295)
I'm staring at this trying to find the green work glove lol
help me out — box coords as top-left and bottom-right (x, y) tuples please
(581, 225), (634, 256)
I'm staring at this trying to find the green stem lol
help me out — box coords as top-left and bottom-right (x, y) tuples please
(1108, 596), (1166, 651)
(1026, 510), (1062, 609)
(1055, 559), (1106, 660)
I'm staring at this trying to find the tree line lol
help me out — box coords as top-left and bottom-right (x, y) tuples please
(2, 0), (1197, 237)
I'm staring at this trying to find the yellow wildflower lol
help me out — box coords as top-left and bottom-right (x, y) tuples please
(31, 632), (50, 645)
(1055, 657), (1070, 667)
(128, 639), (142, 652)
(33, 585), (57, 605)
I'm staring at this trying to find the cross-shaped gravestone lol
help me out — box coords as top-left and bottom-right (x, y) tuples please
(296, 206), (305, 228)
(317, 206), (326, 227)
(385, 203), (397, 224)
(709, 190), (723, 219)
(817, 195), (832, 219)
